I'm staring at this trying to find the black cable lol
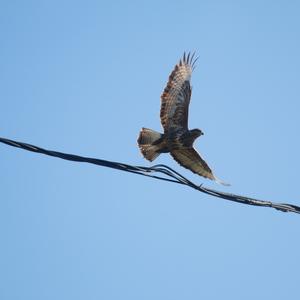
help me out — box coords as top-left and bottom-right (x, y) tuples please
(1, 136), (299, 214)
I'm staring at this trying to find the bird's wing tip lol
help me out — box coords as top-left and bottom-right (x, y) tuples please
(214, 176), (231, 186)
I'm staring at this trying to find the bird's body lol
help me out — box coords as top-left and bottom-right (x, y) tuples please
(137, 52), (228, 185)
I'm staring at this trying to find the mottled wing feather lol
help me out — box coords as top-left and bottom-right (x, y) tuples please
(160, 52), (197, 133)
(170, 148), (215, 180)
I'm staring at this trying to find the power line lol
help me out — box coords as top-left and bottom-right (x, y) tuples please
(1, 136), (299, 214)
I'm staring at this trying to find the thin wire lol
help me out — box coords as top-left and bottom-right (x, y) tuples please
(1, 136), (299, 214)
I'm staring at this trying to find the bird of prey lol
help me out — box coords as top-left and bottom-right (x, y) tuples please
(137, 52), (228, 185)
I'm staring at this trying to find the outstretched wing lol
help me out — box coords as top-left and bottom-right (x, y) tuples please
(170, 148), (229, 185)
(170, 148), (214, 180)
(160, 52), (197, 133)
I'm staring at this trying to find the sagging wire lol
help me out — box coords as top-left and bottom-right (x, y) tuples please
(0, 136), (299, 214)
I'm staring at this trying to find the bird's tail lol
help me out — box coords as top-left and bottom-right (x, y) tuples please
(137, 127), (163, 162)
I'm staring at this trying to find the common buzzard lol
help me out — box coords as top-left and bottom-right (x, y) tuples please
(137, 52), (228, 185)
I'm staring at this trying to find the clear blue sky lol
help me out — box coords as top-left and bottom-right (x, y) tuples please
(1, 1), (300, 299)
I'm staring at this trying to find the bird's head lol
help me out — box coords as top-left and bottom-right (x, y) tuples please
(191, 128), (204, 138)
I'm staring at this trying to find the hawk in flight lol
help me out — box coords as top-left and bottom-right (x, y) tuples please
(137, 52), (228, 185)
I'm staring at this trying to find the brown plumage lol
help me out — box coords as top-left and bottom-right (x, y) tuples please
(137, 52), (228, 185)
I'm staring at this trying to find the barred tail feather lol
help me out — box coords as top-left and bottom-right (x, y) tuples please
(137, 127), (163, 162)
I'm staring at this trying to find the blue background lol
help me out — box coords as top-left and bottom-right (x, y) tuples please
(1, 1), (300, 299)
